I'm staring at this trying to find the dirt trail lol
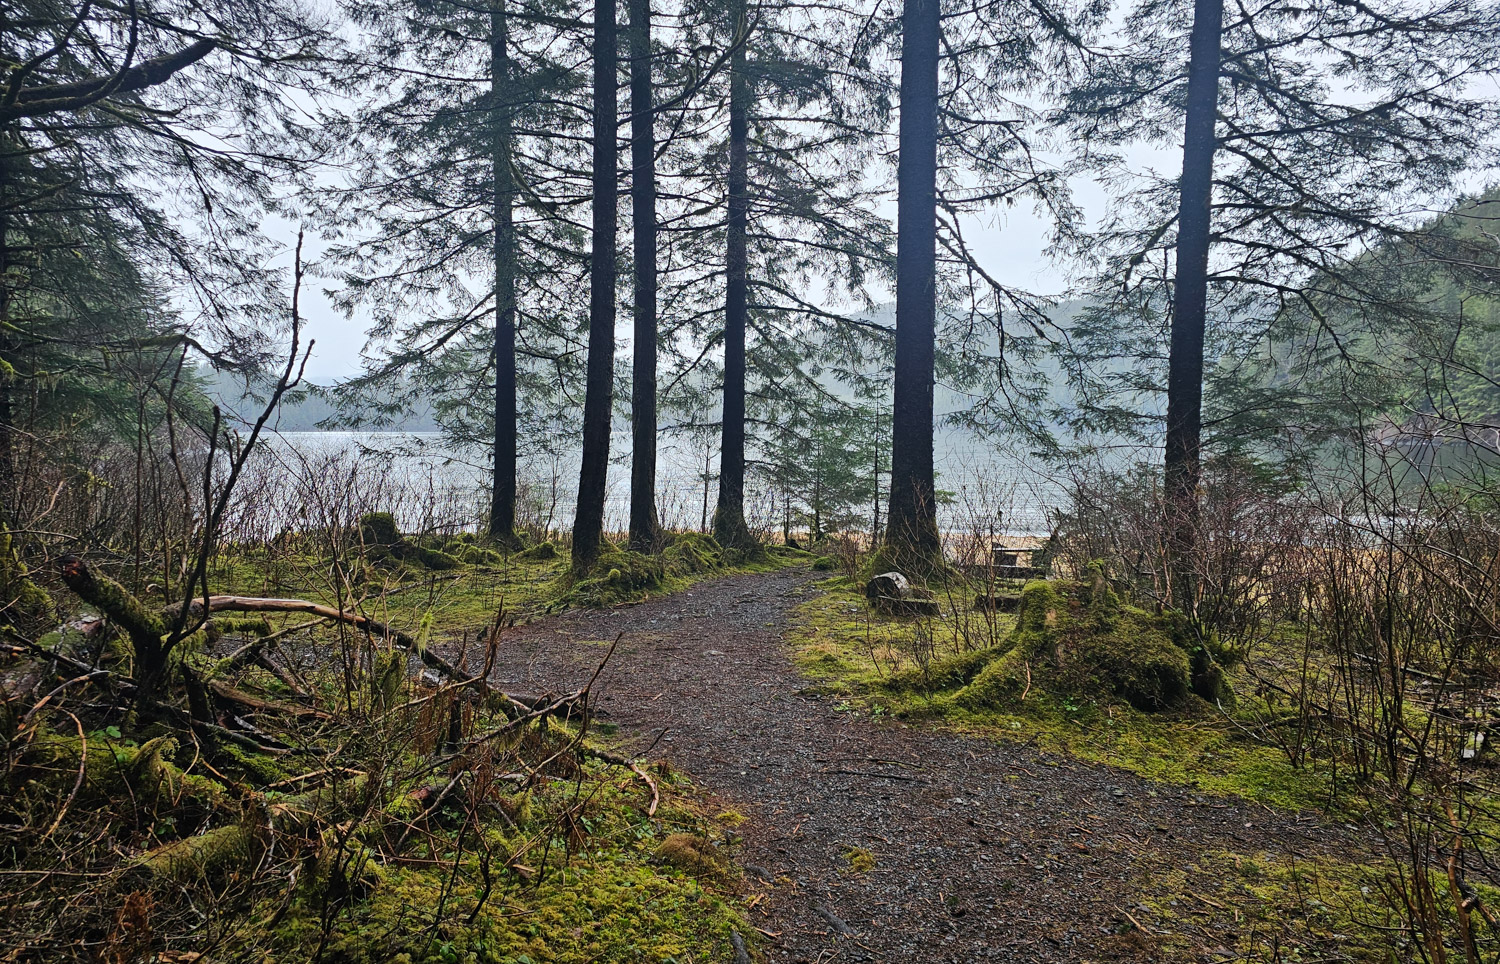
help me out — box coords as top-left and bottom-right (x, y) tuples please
(489, 567), (1349, 962)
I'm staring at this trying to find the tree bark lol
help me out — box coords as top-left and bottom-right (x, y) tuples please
(627, 0), (662, 553)
(884, 0), (942, 571)
(712, 2), (757, 551)
(572, 0), (619, 574)
(1163, 0), (1225, 612)
(488, 0), (520, 547)
(0, 129), (18, 509)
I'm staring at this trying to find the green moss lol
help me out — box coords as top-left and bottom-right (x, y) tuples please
(784, 575), (1334, 813)
(516, 541), (559, 561)
(881, 645), (1005, 695)
(258, 777), (748, 964)
(661, 532), (723, 574)
(22, 732), (229, 811)
(843, 846), (876, 875)
(886, 578), (1194, 712)
(213, 741), (291, 786)
(359, 511), (403, 549)
(1136, 849), (1403, 962)
(654, 833), (729, 879)
(358, 512), (464, 571)
(566, 547), (665, 607)
(208, 616), (273, 637)
(561, 533), (801, 609)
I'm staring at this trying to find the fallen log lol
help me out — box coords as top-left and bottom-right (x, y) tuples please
(178, 595), (471, 683)
(137, 772), (372, 883)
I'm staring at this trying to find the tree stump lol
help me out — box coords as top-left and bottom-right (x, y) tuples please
(864, 571), (940, 617)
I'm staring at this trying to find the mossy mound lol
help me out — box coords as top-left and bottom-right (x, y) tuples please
(654, 833), (729, 879)
(877, 577), (1194, 712)
(357, 512), (463, 571)
(517, 540), (560, 561)
(662, 532), (722, 574)
(568, 547), (666, 607)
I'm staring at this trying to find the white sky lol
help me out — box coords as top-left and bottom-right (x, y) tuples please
(274, 169), (1129, 382)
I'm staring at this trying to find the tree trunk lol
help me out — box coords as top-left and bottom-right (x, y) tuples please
(571, 0), (619, 575)
(488, 0), (520, 547)
(0, 131), (47, 638)
(883, 0), (942, 572)
(712, 3), (757, 552)
(627, 0), (662, 553)
(1163, 0), (1225, 612)
(0, 129), (19, 511)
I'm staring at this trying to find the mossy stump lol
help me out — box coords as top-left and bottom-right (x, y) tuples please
(357, 512), (462, 571)
(879, 577), (1200, 712)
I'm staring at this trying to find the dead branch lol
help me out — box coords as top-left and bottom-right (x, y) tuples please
(180, 594), (472, 682)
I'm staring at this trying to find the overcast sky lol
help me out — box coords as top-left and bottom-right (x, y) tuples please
(271, 163), (1146, 382)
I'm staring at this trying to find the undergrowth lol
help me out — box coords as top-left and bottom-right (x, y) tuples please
(1, 525), (783, 962)
(2, 628), (751, 963)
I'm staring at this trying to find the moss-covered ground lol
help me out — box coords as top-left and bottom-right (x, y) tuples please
(205, 532), (810, 644)
(3, 530), (805, 962)
(787, 575), (1335, 812)
(780, 573), (1433, 959)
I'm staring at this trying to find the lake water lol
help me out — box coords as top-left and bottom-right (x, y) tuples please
(229, 429), (1066, 542)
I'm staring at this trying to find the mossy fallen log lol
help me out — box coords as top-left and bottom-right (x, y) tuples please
(137, 772), (371, 883)
(23, 732), (231, 812)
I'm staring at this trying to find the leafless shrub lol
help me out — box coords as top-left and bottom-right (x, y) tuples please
(1050, 440), (1500, 957)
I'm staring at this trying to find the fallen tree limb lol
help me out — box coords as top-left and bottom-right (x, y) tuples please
(6, 631), (292, 757)
(137, 771), (371, 883)
(814, 901), (855, 937)
(631, 761), (659, 816)
(179, 595), (472, 682)
(208, 680), (330, 719)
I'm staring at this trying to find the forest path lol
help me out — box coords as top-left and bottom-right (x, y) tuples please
(488, 566), (1348, 963)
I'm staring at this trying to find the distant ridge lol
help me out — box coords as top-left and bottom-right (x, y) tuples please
(197, 367), (441, 433)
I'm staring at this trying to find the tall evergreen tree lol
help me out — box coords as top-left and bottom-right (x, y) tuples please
(1058, 0), (1500, 609)
(655, 0), (893, 549)
(712, 0), (757, 550)
(318, 0), (588, 542)
(627, 0), (663, 553)
(490, 0), (522, 545)
(884, 0), (942, 568)
(1161, 0), (1224, 606)
(877, 0), (1094, 570)
(572, 0), (621, 573)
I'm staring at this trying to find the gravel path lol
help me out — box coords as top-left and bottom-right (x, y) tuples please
(487, 566), (1352, 963)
